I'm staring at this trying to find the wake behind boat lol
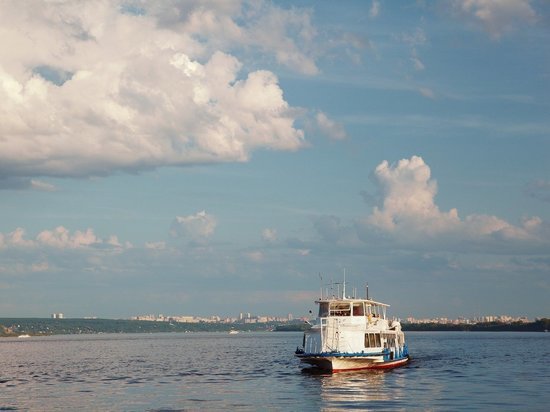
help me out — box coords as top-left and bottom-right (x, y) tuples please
(295, 281), (409, 372)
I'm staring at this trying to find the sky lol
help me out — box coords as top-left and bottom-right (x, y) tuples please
(0, 0), (549, 320)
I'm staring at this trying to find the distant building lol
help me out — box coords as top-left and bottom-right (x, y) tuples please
(51, 313), (64, 319)
(404, 314), (530, 325)
(129, 311), (310, 325)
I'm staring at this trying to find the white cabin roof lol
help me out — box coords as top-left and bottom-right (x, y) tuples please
(315, 297), (390, 307)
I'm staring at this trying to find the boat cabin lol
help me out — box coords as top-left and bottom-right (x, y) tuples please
(317, 299), (388, 320)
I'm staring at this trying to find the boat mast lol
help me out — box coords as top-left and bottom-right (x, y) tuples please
(343, 268), (346, 299)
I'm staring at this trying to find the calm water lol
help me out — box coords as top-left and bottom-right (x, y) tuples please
(1, 331), (549, 411)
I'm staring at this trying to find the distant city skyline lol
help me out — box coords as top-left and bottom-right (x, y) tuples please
(47, 311), (540, 325)
(1, 1), (549, 319)
(128, 311), (538, 325)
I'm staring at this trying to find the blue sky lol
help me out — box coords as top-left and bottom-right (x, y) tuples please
(1, 0), (549, 320)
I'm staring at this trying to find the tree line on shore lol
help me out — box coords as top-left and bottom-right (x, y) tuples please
(276, 319), (549, 332)
(402, 319), (549, 332)
(0, 318), (277, 337)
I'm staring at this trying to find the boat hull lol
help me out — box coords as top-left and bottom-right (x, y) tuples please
(296, 354), (409, 372)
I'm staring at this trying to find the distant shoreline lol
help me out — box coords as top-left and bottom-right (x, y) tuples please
(2, 318), (548, 337)
(0, 317), (283, 337)
(402, 319), (549, 332)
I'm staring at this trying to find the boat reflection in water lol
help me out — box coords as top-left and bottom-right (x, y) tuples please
(301, 367), (407, 408)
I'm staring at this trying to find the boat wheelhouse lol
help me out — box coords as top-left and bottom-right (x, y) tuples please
(295, 282), (409, 372)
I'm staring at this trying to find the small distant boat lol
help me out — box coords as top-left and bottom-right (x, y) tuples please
(229, 330), (239, 334)
(295, 280), (409, 372)
(17, 334), (31, 338)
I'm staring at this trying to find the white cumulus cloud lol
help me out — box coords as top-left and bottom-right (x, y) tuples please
(5, 228), (35, 248)
(37, 227), (99, 249)
(262, 228), (278, 243)
(0, 1), (317, 181)
(455, 0), (537, 39)
(0, 226), (125, 250)
(367, 156), (460, 236)
(315, 112), (347, 140)
(171, 211), (217, 242)
(360, 156), (547, 249)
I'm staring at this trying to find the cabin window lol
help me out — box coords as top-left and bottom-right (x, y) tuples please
(364, 333), (381, 348)
(352, 302), (364, 316)
(329, 302), (351, 317)
(366, 305), (379, 317)
(318, 302), (329, 317)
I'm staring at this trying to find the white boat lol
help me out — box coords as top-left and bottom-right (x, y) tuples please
(229, 330), (239, 334)
(295, 281), (409, 372)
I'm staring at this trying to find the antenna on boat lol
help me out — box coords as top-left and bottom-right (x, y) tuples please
(343, 268), (346, 299)
(366, 283), (369, 300)
(318, 272), (323, 299)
